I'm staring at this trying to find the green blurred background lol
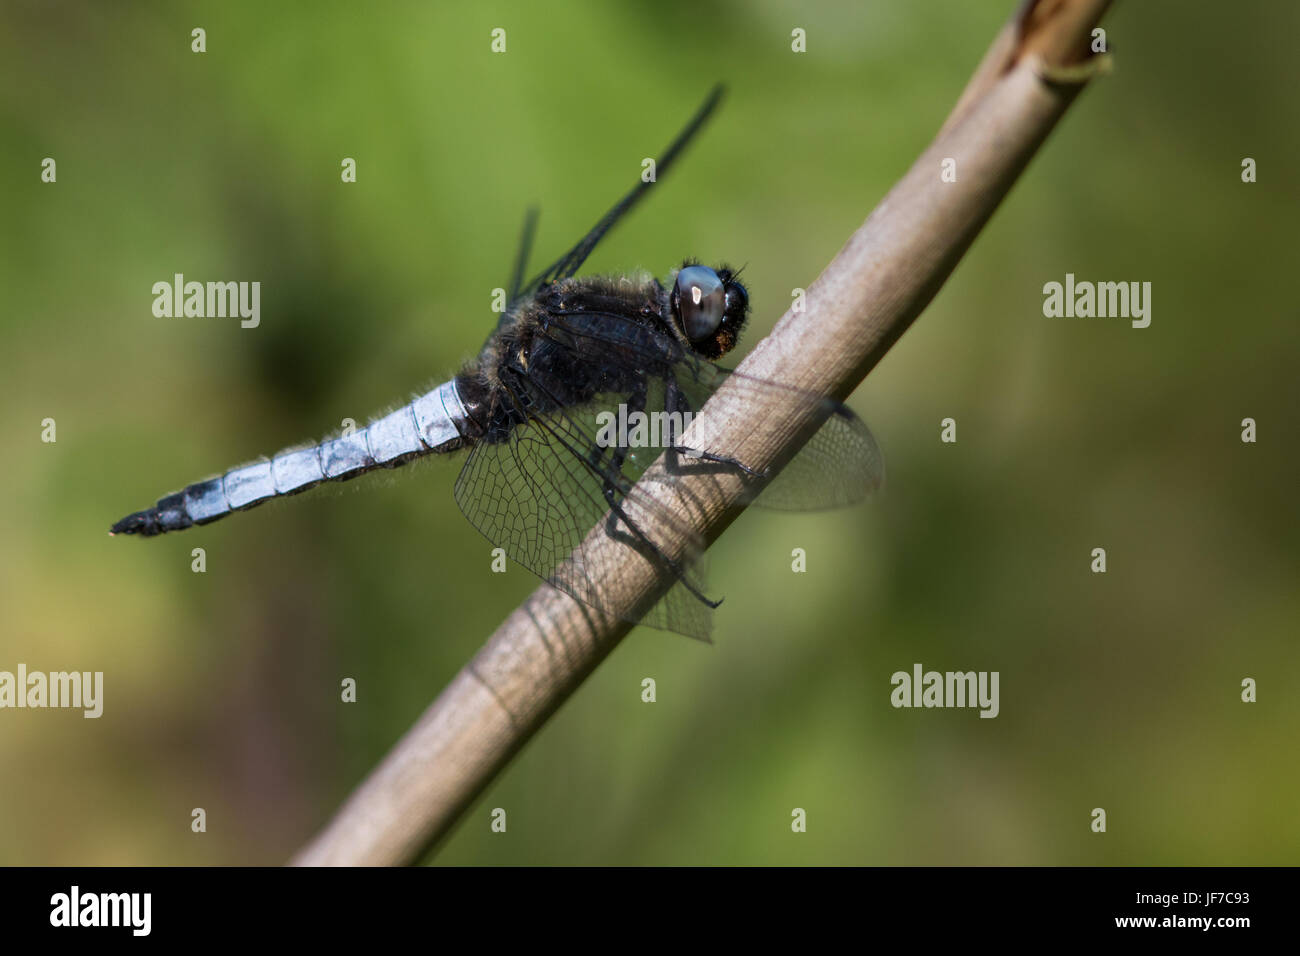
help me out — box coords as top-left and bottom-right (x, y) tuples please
(2, 0), (1296, 865)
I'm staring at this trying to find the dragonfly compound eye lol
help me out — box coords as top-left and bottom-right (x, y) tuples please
(674, 265), (726, 341)
(724, 279), (747, 320)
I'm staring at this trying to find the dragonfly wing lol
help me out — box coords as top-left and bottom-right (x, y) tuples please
(750, 402), (885, 510)
(518, 86), (725, 297)
(539, 310), (887, 510)
(453, 390), (716, 641)
(642, 358), (887, 512)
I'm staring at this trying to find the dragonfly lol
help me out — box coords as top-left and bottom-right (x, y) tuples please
(111, 86), (884, 640)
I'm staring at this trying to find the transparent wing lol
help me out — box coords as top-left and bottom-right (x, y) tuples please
(673, 368), (886, 510)
(453, 383), (716, 641)
(518, 85), (724, 299)
(453, 307), (884, 641)
(542, 311), (887, 510)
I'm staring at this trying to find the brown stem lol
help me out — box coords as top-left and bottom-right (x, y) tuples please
(292, 0), (1114, 867)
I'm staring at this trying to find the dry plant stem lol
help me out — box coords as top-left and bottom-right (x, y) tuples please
(292, 0), (1113, 867)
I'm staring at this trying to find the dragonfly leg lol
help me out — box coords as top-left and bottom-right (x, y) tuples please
(590, 382), (721, 610)
(663, 375), (768, 478)
(674, 446), (767, 477)
(601, 488), (722, 611)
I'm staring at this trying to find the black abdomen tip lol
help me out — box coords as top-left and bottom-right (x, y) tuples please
(110, 492), (194, 538)
(111, 510), (161, 536)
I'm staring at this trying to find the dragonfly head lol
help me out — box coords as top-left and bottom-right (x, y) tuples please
(670, 263), (749, 360)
